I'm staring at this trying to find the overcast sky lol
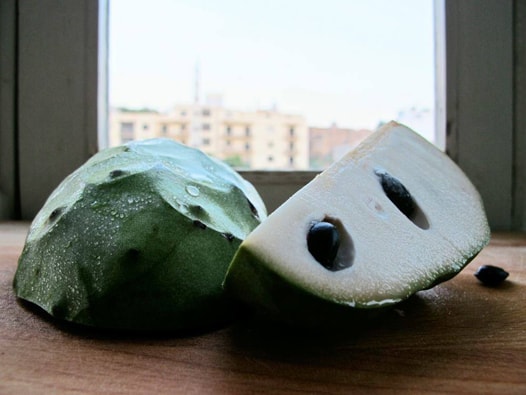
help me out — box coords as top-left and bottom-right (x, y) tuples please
(109, 0), (435, 131)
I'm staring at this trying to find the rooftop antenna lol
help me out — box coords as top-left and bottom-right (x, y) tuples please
(194, 61), (200, 104)
(190, 60), (201, 148)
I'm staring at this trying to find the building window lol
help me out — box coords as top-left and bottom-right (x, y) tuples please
(202, 123), (210, 131)
(202, 108), (211, 116)
(202, 138), (211, 146)
(289, 127), (295, 136)
(120, 122), (134, 133)
(245, 126), (251, 137)
(161, 124), (168, 135)
(245, 143), (250, 151)
(120, 122), (135, 142)
(225, 125), (232, 135)
(268, 155), (274, 162)
(143, 123), (149, 130)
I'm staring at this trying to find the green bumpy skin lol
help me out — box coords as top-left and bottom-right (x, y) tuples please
(13, 138), (266, 331)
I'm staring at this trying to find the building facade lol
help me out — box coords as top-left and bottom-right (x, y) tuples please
(309, 124), (372, 169)
(109, 104), (310, 170)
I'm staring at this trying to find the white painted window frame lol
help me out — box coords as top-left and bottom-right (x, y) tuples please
(1, 0), (525, 230)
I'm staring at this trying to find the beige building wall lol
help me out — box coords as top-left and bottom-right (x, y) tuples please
(109, 105), (310, 170)
(108, 110), (177, 145)
(309, 125), (372, 169)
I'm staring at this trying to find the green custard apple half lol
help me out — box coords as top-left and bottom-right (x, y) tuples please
(13, 138), (266, 331)
(224, 122), (490, 327)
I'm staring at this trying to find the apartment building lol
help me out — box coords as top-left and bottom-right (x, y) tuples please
(109, 105), (309, 170)
(309, 124), (372, 169)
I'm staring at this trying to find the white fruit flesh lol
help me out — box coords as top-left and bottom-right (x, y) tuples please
(228, 122), (490, 309)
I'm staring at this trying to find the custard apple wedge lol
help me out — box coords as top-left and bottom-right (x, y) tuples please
(13, 138), (266, 331)
(224, 122), (490, 326)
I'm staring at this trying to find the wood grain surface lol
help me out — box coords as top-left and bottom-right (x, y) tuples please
(1, 222), (525, 394)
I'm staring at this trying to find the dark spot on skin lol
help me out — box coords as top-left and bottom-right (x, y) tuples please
(109, 169), (126, 178)
(49, 207), (65, 222)
(247, 198), (259, 219)
(125, 248), (141, 264)
(189, 205), (209, 221)
(51, 304), (68, 318)
(222, 233), (235, 242)
(193, 220), (207, 230)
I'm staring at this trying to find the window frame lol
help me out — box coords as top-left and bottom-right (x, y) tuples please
(435, 0), (517, 230)
(1, 0), (524, 230)
(0, 0), (17, 219)
(1, 0), (106, 219)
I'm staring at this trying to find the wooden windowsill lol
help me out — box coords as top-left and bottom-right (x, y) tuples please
(1, 222), (525, 394)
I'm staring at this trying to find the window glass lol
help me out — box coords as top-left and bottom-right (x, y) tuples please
(109, 0), (435, 169)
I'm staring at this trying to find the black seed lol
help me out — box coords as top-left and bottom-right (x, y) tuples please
(109, 169), (126, 178)
(307, 221), (340, 271)
(376, 170), (416, 219)
(49, 207), (64, 222)
(474, 265), (509, 286)
(222, 232), (235, 242)
(193, 220), (207, 230)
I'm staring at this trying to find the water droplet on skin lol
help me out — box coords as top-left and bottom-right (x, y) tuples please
(186, 185), (200, 197)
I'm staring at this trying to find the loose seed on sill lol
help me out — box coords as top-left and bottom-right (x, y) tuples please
(474, 265), (509, 286)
